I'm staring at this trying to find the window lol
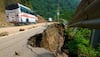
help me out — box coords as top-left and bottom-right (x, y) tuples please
(20, 6), (28, 13)
(19, 6), (35, 15)
(6, 4), (19, 10)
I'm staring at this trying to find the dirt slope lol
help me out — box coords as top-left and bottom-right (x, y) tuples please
(0, 0), (22, 27)
(37, 15), (47, 23)
(0, 0), (6, 27)
(27, 24), (68, 57)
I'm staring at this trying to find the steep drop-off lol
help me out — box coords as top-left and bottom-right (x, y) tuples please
(27, 24), (68, 57)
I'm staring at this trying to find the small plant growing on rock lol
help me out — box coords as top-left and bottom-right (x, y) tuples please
(67, 28), (98, 57)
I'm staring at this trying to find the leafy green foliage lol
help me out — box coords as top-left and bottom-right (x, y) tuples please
(20, 0), (80, 20)
(60, 9), (73, 21)
(78, 44), (96, 57)
(96, 45), (100, 57)
(67, 28), (98, 57)
(20, 0), (33, 9)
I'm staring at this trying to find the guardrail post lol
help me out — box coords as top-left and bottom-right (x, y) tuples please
(91, 29), (100, 48)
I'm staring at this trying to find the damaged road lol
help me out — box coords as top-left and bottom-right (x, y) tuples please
(27, 24), (68, 57)
(0, 25), (55, 57)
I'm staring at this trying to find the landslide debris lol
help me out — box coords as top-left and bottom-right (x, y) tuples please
(27, 24), (68, 57)
(37, 15), (47, 23)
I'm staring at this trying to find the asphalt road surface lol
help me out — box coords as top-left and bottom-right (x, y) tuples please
(0, 22), (57, 35)
(0, 25), (55, 57)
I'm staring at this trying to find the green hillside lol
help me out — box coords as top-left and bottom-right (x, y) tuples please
(0, 0), (80, 26)
(20, 0), (80, 20)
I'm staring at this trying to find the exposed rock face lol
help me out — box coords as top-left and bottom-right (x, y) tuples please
(28, 34), (42, 47)
(27, 24), (68, 57)
(41, 24), (64, 55)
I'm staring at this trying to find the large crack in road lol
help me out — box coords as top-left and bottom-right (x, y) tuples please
(0, 25), (55, 57)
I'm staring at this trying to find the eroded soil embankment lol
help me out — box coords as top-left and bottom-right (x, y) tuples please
(27, 24), (68, 57)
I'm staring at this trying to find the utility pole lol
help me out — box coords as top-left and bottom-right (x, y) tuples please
(57, 0), (60, 22)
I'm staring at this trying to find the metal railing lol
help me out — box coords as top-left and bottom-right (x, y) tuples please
(68, 0), (100, 29)
(68, 0), (100, 48)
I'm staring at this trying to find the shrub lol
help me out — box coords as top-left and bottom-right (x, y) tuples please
(67, 28), (98, 57)
(96, 45), (100, 57)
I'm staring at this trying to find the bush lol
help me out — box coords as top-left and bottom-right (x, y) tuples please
(96, 45), (100, 57)
(78, 44), (96, 57)
(67, 28), (98, 57)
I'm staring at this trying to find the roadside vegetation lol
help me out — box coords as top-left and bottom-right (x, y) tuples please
(64, 28), (100, 57)
(20, 0), (80, 20)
